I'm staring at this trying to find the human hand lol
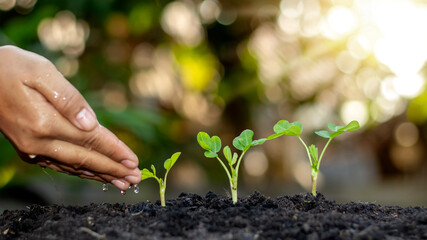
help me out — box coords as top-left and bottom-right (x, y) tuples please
(0, 45), (141, 191)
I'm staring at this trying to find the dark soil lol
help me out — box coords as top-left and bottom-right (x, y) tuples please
(1, 192), (426, 240)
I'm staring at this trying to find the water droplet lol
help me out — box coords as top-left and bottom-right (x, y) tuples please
(53, 146), (62, 153)
(102, 184), (108, 192)
(128, 185), (132, 189)
(40, 166), (46, 170)
(61, 97), (66, 101)
(53, 91), (59, 99)
(133, 185), (139, 194)
(120, 190), (126, 195)
(46, 73), (51, 78)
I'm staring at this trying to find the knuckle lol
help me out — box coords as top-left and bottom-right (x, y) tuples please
(34, 56), (55, 69)
(105, 138), (120, 157)
(31, 117), (53, 138)
(16, 139), (45, 159)
(55, 92), (80, 116)
(25, 56), (54, 76)
(73, 153), (90, 170)
(16, 138), (37, 154)
(82, 126), (101, 150)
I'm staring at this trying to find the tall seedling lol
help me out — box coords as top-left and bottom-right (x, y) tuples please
(268, 120), (360, 197)
(197, 130), (268, 204)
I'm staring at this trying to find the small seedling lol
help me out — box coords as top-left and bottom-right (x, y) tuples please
(268, 120), (360, 197)
(197, 130), (268, 204)
(140, 152), (181, 207)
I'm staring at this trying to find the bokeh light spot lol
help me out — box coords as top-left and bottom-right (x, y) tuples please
(243, 150), (269, 177)
(38, 11), (89, 57)
(340, 101), (369, 127)
(161, 1), (204, 46)
(394, 122), (419, 147)
(0, 0), (15, 11)
(199, 0), (221, 24)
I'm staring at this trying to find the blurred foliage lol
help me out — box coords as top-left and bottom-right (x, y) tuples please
(1, 0), (426, 195)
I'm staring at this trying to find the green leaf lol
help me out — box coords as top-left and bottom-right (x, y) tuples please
(316, 120), (360, 139)
(251, 138), (267, 146)
(204, 151), (218, 158)
(151, 164), (156, 176)
(341, 120), (360, 132)
(197, 132), (221, 153)
(164, 152), (181, 170)
(197, 132), (213, 151)
(232, 138), (244, 151)
(327, 123), (343, 132)
(233, 129), (254, 151)
(211, 136), (222, 153)
(268, 120), (302, 139)
(329, 120), (360, 138)
(231, 153), (238, 165)
(141, 168), (155, 180)
(223, 146), (232, 163)
(315, 130), (331, 138)
(308, 145), (318, 168)
(266, 133), (281, 140)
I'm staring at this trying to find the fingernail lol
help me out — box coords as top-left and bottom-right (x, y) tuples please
(132, 167), (142, 176)
(76, 108), (97, 130)
(125, 169), (142, 184)
(82, 170), (95, 176)
(111, 179), (126, 190)
(125, 175), (141, 184)
(122, 159), (138, 169)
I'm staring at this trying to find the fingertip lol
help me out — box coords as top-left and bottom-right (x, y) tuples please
(111, 179), (129, 191)
(121, 159), (138, 169)
(75, 108), (98, 131)
(125, 168), (142, 185)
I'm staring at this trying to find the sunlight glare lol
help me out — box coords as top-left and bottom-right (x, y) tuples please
(369, 0), (427, 98)
(340, 101), (369, 127)
(392, 74), (425, 98)
(325, 6), (357, 38)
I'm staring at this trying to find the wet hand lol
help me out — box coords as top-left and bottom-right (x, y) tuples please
(0, 45), (141, 191)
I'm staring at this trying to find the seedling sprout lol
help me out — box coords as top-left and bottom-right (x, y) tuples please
(197, 129), (268, 204)
(268, 120), (360, 197)
(140, 152), (181, 207)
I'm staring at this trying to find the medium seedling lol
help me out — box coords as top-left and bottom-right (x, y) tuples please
(140, 152), (181, 207)
(268, 120), (360, 197)
(197, 129), (268, 204)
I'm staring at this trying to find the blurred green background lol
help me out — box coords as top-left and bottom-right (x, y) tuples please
(1, 0), (426, 211)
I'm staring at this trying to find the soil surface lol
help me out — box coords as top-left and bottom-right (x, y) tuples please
(1, 192), (426, 240)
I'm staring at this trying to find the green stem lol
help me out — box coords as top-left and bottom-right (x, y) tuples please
(216, 156), (237, 203)
(298, 136), (313, 166)
(317, 138), (332, 169)
(231, 176), (238, 204)
(230, 151), (247, 204)
(311, 169), (318, 197)
(234, 151), (246, 176)
(216, 156), (232, 182)
(159, 180), (166, 207)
